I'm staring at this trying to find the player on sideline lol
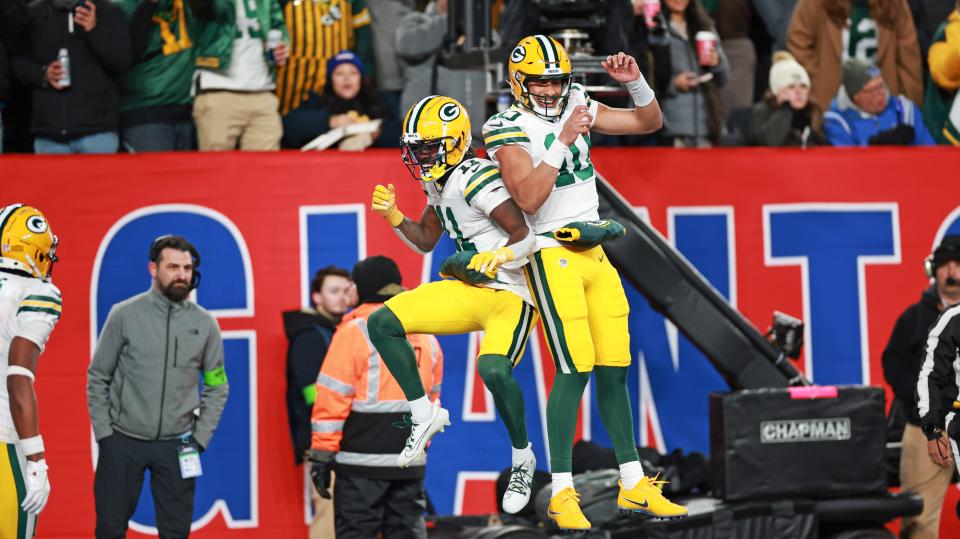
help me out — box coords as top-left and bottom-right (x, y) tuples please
(366, 95), (541, 513)
(0, 204), (60, 538)
(479, 35), (688, 531)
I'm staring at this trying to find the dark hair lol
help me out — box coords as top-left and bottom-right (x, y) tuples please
(149, 235), (199, 265)
(663, 0), (716, 56)
(149, 235), (201, 290)
(310, 266), (351, 305)
(322, 74), (386, 120)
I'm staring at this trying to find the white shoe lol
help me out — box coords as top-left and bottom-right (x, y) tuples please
(397, 401), (450, 467)
(502, 451), (536, 514)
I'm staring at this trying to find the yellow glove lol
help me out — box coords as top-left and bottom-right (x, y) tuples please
(467, 246), (515, 277)
(371, 184), (405, 227)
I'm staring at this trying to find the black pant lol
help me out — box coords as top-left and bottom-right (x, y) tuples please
(94, 432), (196, 539)
(333, 474), (426, 539)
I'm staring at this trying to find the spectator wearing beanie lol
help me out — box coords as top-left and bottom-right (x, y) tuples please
(282, 50), (385, 150)
(824, 58), (934, 146)
(275, 0), (373, 117)
(306, 255), (441, 539)
(747, 51), (826, 146)
(923, 2), (960, 145)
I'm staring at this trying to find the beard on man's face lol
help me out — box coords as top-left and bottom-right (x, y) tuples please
(160, 279), (191, 302)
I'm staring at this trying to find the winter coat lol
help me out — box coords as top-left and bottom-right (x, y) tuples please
(648, 14), (729, 143)
(310, 302), (443, 480)
(787, 0), (923, 111)
(823, 86), (934, 146)
(747, 92), (826, 146)
(284, 308), (338, 464)
(12, 0), (132, 138)
(883, 285), (941, 426)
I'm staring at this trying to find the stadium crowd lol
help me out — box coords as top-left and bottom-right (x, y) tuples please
(0, 0), (958, 153)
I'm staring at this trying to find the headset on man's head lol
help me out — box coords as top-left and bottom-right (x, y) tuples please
(924, 235), (960, 280)
(149, 235), (202, 290)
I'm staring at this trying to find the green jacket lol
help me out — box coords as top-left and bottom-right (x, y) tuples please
(115, 0), (196, 112)
(189, 0), (287, 72)
(923, 11), (960, 145)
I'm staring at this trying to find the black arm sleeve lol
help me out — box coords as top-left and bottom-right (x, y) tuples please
(84, 0), (133, 73)
(0, 0), (30, 36)
(187, 0), (214, 21)
(289, 331), (330, 398)
(882, 308), (920, 407)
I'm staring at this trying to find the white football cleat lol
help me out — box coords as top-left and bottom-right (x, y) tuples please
(397, 401), (450, 467)
(502, 451), (536, 514)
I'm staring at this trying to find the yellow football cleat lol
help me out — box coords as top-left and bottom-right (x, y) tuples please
(617, 476), (688, 520)
(547, 487), (591, 532)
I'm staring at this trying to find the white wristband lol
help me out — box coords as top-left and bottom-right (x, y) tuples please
(541, 142), (568, 170)
(7, 365), (35, 382)
(18, 434), (44, 456)
(625, 75), (655, 107)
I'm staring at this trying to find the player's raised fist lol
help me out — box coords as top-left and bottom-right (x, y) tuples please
(371, 184), (404, 227)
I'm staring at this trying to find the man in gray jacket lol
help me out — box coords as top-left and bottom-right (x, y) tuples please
(87, 235), (228, 539)
(396, 0), (488, 141)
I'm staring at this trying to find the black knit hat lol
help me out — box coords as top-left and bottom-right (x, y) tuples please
(933, 235), (960, 270)
(352, 255), (404, 304)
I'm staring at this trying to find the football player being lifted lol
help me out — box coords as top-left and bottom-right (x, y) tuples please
(367, 96), (541, 513)
(0, 204), (61, 538)
(480, 36), (688, 531)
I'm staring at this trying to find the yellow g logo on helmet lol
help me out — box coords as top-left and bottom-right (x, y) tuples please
(508, 35), (573, 121)
(401, 95), (472, 182)
(0, 204), (59, 281)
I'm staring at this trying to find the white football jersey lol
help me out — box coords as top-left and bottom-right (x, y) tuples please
(0, 272), (61, 443)
(423, 157), (533, 305)
(483, 83), (601, 249)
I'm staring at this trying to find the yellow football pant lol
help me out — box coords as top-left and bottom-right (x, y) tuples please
(0, 443), (35, 539)
(524, 245), (631, 373)
(385, 279), (537, 366)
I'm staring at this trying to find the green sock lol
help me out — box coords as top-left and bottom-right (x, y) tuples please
(595, 366), (640, 465)
(477, 354), (528, 449)
(367, 306), (425, 401)
(547, 371), (590, 473)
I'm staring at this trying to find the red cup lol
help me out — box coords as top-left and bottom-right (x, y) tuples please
(695, 31), (716, 66)
(641, 0), (660, 28)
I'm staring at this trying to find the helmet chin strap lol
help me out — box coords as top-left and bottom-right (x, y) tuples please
(23, 253), (44, 280)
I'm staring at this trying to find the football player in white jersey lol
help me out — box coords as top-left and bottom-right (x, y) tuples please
(479, 35), (687, 530)
(366, 95), (540, 512)
(0, 204), (61, 537)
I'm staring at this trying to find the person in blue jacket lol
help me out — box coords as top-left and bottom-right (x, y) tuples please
(824, 58), (935, 147)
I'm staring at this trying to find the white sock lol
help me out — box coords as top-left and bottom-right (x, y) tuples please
(409, 396), (432, 424)
(619, 460), (644, 490)
(551, 472), (574, 497)
(512, 442), (533, 466)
